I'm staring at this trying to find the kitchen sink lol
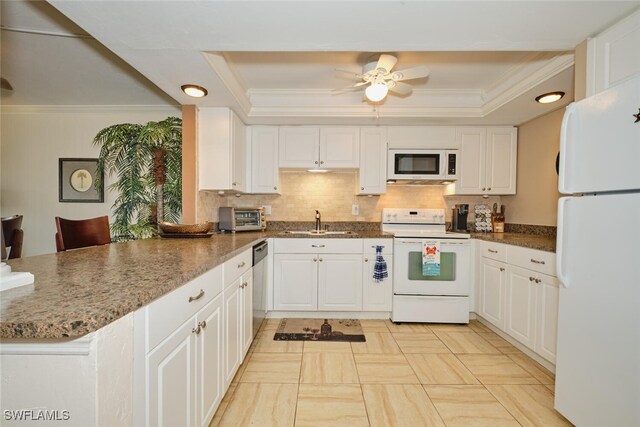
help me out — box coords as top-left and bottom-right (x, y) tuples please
(279, 230), (357, 236)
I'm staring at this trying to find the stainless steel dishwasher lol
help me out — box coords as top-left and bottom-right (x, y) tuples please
(252, 240), (268, 337)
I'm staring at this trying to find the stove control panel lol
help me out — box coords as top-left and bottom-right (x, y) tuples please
(382, 208), (445, 224)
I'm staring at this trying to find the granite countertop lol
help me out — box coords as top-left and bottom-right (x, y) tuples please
(0, 230), (392, 340)
(470, 232), (556, 253)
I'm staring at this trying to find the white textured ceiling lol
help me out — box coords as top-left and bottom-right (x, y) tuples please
(4, 1), (639, 125)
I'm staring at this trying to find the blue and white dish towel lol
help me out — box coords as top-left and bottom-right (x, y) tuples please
(373, 245), (388, 282)
(422, 240), (441, 276)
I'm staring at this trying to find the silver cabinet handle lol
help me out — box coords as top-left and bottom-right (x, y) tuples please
(488, 187), (491, 191)
(499, 267), (505, 272)
(530, 259), (545, 265)
(482, 187), (486, 191)
(238, 261), (246, 268)
(232, 182), (237, 186)
(313, 258), (317, 262)
(242, 281), (248, 288)
(364, 258), (369, 262)
(320, 161), (324, 165)
(311, 244), (325, 248)
(199, 320), (207, 329)
(319, 258), (323, 262)
(192, 325), (201, 335)
(488, 249), (498, 254)
(361, 187), (364, 191)
(188, 289), (205, 302)
(274, 186), (277, 190)
(529, 276), (535, 282)
(315, 160), (319, 164)
(535, 278), (541, 283)
(371, 245), (385, 249)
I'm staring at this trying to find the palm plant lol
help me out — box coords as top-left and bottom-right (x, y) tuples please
(94, 116), (182, 240)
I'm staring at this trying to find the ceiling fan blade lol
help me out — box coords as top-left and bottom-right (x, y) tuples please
(334, 68), (363, 79)
(391, 65), (430, 81)
(376, 54), (398, 73)
(332, 84), (367, 93)
(353, 81), (368, 87)
(388, 81), (413, 95)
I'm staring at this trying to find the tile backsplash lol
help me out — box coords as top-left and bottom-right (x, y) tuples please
(197, 171), (501, 224)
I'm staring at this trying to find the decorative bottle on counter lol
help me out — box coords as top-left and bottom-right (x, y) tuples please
(320, 319), (332, 338)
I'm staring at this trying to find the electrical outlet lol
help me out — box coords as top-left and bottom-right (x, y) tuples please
(262, 205), (272, 215)
(352, 204), (359, 216)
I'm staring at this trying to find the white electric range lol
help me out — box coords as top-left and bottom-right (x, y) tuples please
(382, 208), (472, 324)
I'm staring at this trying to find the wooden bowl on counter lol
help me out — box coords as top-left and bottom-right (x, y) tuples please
(158, 221), (213, 234)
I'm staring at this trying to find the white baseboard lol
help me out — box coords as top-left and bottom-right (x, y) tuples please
(267, 311), (391, 320)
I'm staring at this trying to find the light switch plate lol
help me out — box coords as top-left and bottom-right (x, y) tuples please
(352, 204), (359, 215)
(262, 205), (272, 215)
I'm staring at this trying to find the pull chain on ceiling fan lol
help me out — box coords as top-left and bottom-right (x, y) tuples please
(335, 54), (430, 102)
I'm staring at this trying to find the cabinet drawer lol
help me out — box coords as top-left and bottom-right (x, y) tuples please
(480, 241), (507, 262)
(273, 238), (362, 254)
(507, 245), (556, 276)
(146, 266), (222, 352)
(363, 239), (393, 255)
(224, 249), (252, 289)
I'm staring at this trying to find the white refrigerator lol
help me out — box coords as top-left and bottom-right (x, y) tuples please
(555, 75), (640, 426)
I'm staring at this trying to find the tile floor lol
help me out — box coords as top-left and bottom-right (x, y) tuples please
(210, 319), (573, 427)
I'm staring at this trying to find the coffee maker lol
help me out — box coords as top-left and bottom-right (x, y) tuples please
(452, 204), (469, 231)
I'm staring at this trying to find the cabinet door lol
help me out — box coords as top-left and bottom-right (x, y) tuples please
(318, 254), (363, 311)
(454, 128), (486, 195)
(362, 255), (392, 311)
(223, 280), (242, 387)
(273, 254), (318, 311)
(485, 127), (517, 195)
(231, 112), (247, 192)
(197, 108), (233, 190)
(147, 318), (197, 427)
(478, 257), (507, 329)
(197, 294), (224, 427)
(535, 272), (560, 363)
(278, 127), (320, 168)
(319, 127), (360, 168)
(250, 126), (280, 193)
(241, 272), (253, 358)
(505, 265), (537, 349)
(358, 127), (387, 195)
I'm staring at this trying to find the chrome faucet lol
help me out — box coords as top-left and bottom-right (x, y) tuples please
(315, 210), (321, 232)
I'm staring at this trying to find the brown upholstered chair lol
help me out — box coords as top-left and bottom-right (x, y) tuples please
(55, 216), (111, 252)
(2, 215), (24, 259)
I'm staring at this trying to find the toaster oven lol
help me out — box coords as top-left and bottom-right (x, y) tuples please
(219, 207), (266, 232)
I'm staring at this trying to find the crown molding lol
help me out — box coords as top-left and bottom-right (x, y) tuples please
(202, 52), (252, 116)
(0, 105), (180, 114)
(249, 105), (483, 118)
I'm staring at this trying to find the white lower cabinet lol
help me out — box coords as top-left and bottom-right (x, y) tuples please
(223, 278), (242, 388)
(478, 257), (507, 329)
(197, 295), (224, 427)
(273, 254), (318, 311)
(362, 255), (393, 311)
(241, 272), (253, 358)
(505, 265), (537, 349)
(318, 254), (363, 311)
(147, 316), (197, 427)
(476, 241), (559, 364)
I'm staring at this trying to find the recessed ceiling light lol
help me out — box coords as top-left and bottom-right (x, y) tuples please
(181, 84), (208, 98)
(535, 91), (565, 104)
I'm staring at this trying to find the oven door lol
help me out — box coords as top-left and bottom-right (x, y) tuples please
(387, 150), (445, 180)
(393, 238), (471, 296)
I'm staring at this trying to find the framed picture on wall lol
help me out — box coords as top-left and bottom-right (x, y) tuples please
(59, 158), (104, 203)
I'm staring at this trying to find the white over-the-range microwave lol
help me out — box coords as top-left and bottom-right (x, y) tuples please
(387, 149), (458, 182)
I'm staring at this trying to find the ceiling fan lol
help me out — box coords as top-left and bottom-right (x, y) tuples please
(337, 54), (430, 102)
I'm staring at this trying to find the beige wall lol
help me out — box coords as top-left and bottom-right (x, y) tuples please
(198, 171), (500, 224)
(574, 39), (588, 102)
(502, 108), (564, 226)
(181, 105), (197, 224)
(1, 106), (180, 256)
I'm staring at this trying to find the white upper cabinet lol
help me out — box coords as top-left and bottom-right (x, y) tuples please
(357, 127), (387, 195)
(587, 10), (640, 96)
(445, 127), (517, 195)
(319, 127), (360, 168)
(387, 126), (457, 149)
(198, 107), (247, 192)
(278, 127), (320, 168)
(278, 126), (360, 169)
(249, 126), (280, 194)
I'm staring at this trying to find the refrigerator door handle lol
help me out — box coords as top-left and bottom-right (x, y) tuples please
(558, 103), (575, 194)
(556, 197), (571, 287)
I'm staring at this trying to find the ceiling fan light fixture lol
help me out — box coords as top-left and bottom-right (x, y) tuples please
(181, 84), (208, 98)
(535, 91), (565, 104)
(365, 83), (388, 102)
